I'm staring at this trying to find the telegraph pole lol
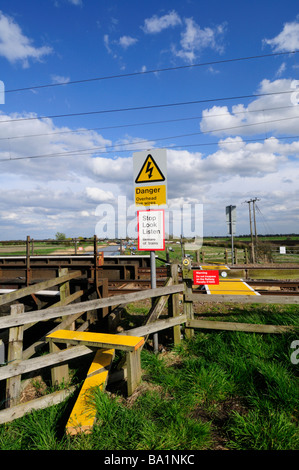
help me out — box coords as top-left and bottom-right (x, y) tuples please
(244, 198), (260, 263)
(252, 197), (260, 243)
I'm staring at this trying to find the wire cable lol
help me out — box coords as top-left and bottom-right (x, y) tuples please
(0, 104), (296, 142)
(0, 89), (296, 125)
(5, 50), (299, 94)
(1, 115), (299, 162)
(2, 134), (299, 162)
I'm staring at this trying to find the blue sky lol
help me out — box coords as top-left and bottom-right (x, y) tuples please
(0, 0), (299, 239)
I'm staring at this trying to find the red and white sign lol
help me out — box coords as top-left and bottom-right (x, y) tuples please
(137, 209), (165, 251)
(193, 270), (219, 285)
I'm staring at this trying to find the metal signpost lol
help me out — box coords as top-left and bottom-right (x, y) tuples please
(226, 205), (236, 265)
(134, 149), (167, 352)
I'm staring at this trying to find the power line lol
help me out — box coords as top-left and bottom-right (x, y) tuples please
(1, 116), (299, 162)
(2, 134), (298, 162)
(0, 104), (296, 142)
(0, 89), (296, 125)
(5, 50), (299, 94)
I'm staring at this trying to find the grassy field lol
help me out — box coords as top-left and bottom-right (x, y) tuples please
(0, 303), (298, 451)
(1, 235), (299, 264)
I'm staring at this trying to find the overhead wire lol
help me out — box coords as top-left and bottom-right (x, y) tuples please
(1, 50), (298, 161)
(0, 103), (297, 142)
(1, 115), (299, 162)
(255, 203), (274, 235)
(2, 134), (298, 162)
(0, 88), (296, 125)
(5, 50), (299, 94)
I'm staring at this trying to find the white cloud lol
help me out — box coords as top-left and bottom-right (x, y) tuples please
(103, 34), (112, 54)
(142, 10), (182, 34)
(200, 78), (299, 136)
(118, 35), (138, 49)
(0, 11), (52, 67)
(85, 187), (115, 203)
(0, 112), (111, 180)
(172, 18), (226, 63)
(89, 155), (132, 183)
(68, 0), (83, 5)
(275, 62), (286, 77)
(264, 20), (299, 52)
(51, 75), (70, 84)
(0, 107), (299, 237)
(104, 34), (137, 57)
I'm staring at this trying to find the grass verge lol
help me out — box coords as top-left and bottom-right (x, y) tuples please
(0, 305), (298, 450)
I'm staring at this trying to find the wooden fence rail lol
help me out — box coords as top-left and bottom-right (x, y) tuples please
(0, 280), (184, 421)
(0, 263), (298, 426)
(186, 293), (299, 305)
(0, 284), (184, 330)
(0, 270), (82, 307)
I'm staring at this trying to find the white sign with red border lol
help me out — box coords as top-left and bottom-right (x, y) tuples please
(137, 209), (165, 251)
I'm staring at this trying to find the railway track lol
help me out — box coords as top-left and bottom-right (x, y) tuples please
(0, 255), (298, 297)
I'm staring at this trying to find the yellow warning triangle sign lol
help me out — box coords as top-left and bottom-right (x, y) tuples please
(135, 154), (165, 184)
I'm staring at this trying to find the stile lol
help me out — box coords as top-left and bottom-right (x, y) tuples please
(46, 330), (144, 396)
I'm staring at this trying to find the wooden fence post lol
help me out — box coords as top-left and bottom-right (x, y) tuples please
(26, 235), (31, 286)
(59, 268), (74, 329)
(245, 248), (248, 264)
(6, 304), (24, 408)
(49, 339), (69, 388)
(169, 264), (181, 345)
(182, 265), (194, 339)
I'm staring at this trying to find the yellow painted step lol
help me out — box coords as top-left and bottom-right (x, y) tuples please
(66, 348), (115, 436)
(47, 329), (144, 351)
(66, 370), (108, 435)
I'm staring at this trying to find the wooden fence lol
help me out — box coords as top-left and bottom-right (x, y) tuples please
(0, 263), (298, 425)
(0, 264), (184, 424)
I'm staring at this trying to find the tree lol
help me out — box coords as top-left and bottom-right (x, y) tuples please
(55, 232), (66, 241)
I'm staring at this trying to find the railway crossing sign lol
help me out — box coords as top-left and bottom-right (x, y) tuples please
(133, 149), (167, 206)
(137, 209), (165, 251)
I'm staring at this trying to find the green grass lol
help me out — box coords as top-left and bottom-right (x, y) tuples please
(0, 304), (298, 450)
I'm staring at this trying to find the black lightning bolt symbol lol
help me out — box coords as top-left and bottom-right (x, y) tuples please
(145, 160), (153, 179)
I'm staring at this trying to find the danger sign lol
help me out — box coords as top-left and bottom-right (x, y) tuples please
(135, 154), (165, 184)
(193, 270), (219, 285)
(133, 149), (167, 207)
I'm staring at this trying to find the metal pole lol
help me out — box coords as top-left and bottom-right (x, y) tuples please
(247, 201), (255, 263)
(150, 250), (158, 353)
(229, 206), (234, 265)
(231, 222), (234, 265)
